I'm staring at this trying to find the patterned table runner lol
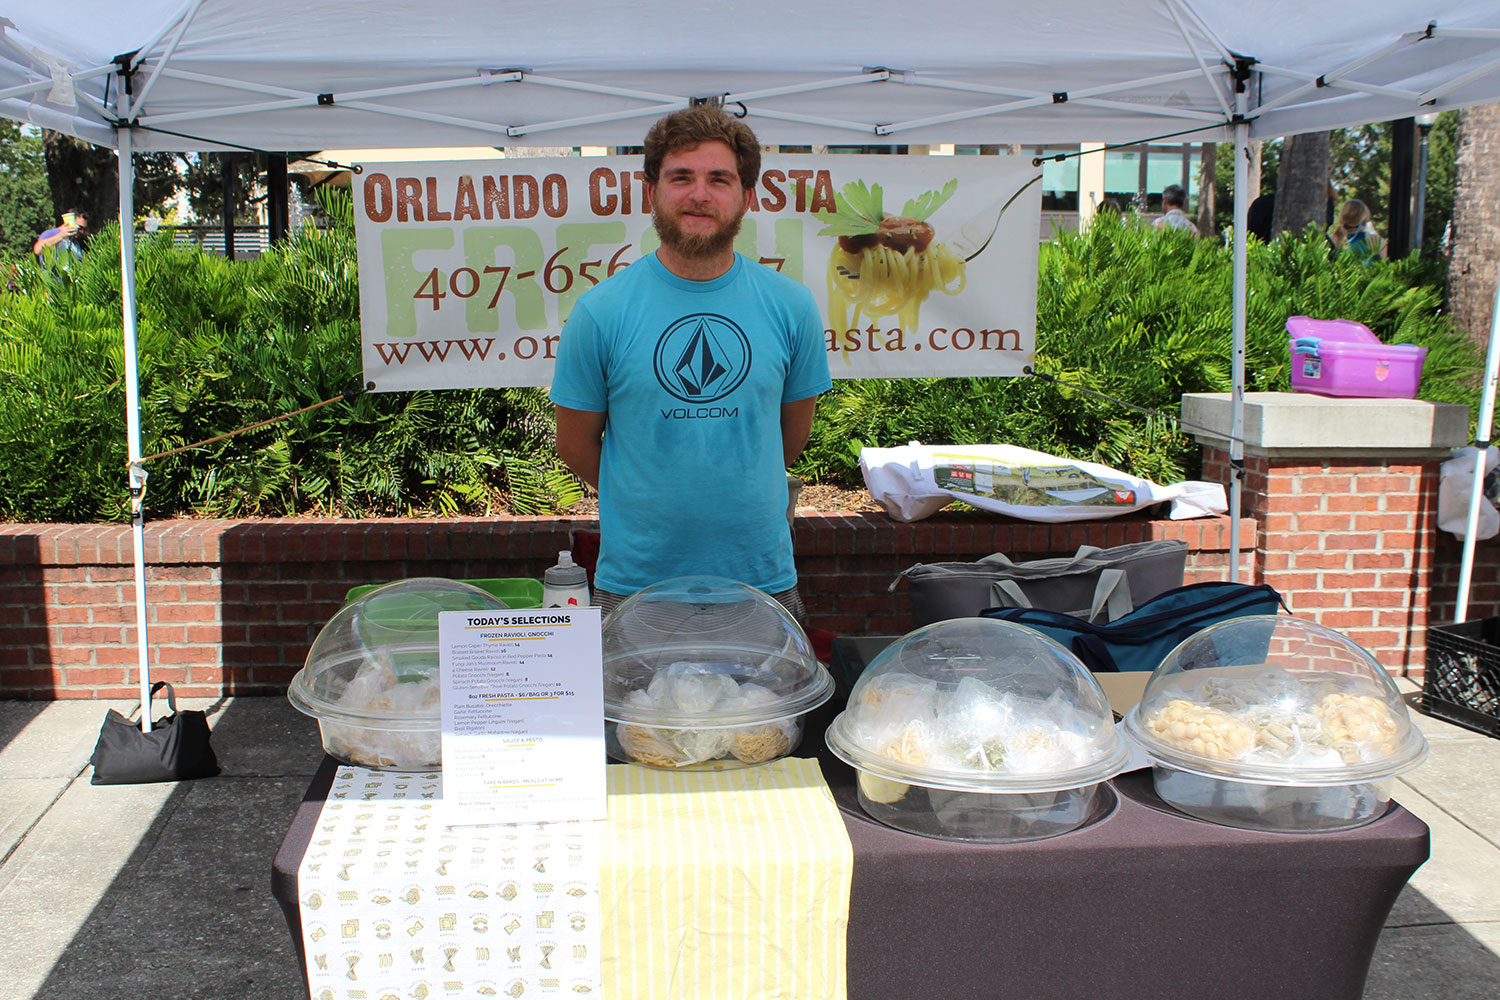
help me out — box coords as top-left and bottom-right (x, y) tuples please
(298, 758), (854, 1000)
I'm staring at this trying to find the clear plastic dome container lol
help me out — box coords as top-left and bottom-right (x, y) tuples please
(1123, 615), (1428, 832)
(824, 618), (1129, 842)
(602, 576), (834, 769)
(287, 578), (510, 770)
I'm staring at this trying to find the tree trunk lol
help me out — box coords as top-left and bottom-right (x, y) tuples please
(1270, 131), (1331, 238)
(1197, 142), (1216, 236)
(1448, 102), (1500, 347)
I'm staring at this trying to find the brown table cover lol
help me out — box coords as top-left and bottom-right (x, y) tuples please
(272, 636), (1430, 1000)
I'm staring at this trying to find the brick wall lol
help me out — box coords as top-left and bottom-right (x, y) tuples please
(1, 513), (1244, 700)
(1431, 531), (1500, 624)
(1202, 447), (1440, 674)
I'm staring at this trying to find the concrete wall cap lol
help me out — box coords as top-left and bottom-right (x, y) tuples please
(1182, 391), (1471, 458)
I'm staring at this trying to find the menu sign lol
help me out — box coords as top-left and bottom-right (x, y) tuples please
(438, 608), (605, 823)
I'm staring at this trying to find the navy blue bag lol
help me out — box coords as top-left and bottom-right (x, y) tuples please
(982, 581), (1288, 672)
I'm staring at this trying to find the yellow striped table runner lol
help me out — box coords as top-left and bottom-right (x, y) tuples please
(601, 758), (854, 1000)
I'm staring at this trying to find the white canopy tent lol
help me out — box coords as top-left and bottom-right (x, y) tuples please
(9, 1), (1500, 148)
(3, 0), (1500, 726)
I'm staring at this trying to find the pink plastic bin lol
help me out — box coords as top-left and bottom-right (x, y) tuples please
(1286, 316), (1427, 399)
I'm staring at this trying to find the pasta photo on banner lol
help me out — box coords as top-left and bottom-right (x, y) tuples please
(352, 154), (1042, 391)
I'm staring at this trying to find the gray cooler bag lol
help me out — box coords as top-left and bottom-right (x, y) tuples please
(892, 540), (1189, 627)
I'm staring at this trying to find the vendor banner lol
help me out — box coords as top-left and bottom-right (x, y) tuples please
(352, 154), (1041, 391)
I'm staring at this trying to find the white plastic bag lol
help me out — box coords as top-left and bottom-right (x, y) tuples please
(860, 441), (1226, 524)
(1437, 445), (1500, 540)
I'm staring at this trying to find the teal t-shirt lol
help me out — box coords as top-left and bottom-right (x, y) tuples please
(550, 252), (831, 595)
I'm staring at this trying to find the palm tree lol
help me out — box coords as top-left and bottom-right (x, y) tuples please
(1270, 131), (1331, 239)
(1447, 102), (1500, 346)
(1196, 142), (1217, 236)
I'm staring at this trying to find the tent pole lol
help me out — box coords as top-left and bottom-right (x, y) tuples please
(117, 122), (151, 731)
(1454, 270), (1500, 622)
(1229, 94), (1249, 583)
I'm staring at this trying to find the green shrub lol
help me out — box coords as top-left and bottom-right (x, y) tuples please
(0, 207), (1484, 522)
(0, 196), (577, 521)
(795, 213), (1485, 488)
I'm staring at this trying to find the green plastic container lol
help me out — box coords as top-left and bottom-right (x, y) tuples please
(345, 577), (543, 609)
(354, 589), (477, 681)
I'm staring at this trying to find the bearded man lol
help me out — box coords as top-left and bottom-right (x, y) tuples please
(550, 106), (831, 621)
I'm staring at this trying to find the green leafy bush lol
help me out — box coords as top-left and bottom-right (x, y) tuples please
(796, 213), (1485, 488)
(0, 122), (53, 260)
(0, 193), (577, 521)
(0, 207), (1484, 522)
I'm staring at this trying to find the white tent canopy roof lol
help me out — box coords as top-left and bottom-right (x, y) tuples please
(5, 0), (1500, 153)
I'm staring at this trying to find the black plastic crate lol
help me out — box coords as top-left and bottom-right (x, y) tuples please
(1422, 618), (1500, 738)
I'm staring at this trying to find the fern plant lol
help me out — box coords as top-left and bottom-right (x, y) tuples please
(0, 214), (582, 521)
(1, 209), (1483, 522)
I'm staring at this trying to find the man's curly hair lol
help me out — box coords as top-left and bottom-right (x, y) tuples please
(642, 107), (761, 190)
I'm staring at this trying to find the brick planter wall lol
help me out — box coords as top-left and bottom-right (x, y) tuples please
(7, 389), (1484, 701)
(1202, 446), (1440, 674)
(1, 513), (1244, 700)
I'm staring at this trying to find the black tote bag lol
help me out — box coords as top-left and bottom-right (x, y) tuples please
(90, 681), (221, 785)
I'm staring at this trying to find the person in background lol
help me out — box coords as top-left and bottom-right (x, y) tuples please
(33, 210), (87, 263)
(1152, 184), (1198, 236)
(1327, 199), (1387, 262)
(1245, 192), (1275, 244)
(550, 106), (832, 623)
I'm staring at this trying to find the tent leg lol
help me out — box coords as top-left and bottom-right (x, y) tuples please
(1229, 100), (1250, 582)
(117, 123), (151, 731)
(1454, 268), (1500, 623)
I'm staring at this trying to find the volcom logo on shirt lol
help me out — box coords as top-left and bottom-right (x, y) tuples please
(653, 314), (751, 405)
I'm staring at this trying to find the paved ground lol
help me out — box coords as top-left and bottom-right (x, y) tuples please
(0, 680), (1497, 999)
